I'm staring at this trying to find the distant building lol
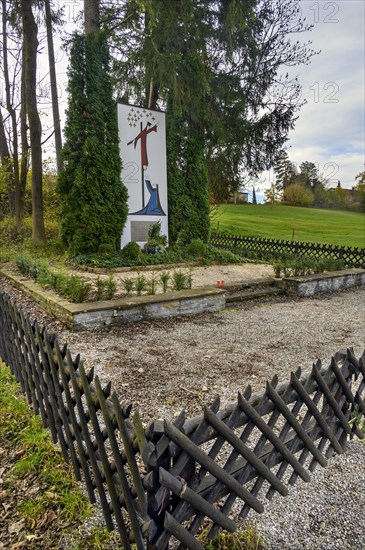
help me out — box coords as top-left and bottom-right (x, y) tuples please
(227, 191), (249, 204)
(328, 187), (356, 202)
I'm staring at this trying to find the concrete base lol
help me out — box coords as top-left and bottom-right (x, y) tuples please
(0, 268), (225, 331)
(281, 269), (365, 297)
(1, 266), (364, 330)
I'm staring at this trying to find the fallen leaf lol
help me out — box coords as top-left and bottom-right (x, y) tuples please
(44, 491), (57, 499)
(25, 535), (40, 542)
(46, 510), (57, 523)
(0, 490), (7, 502)
(37, 513), (48, 529)
(15, 449), (25, 457)
(8, 519), (25, 535)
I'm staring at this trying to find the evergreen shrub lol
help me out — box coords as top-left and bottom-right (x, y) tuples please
(166, 94), (210, 245)
(57, 32), (128, 255)
(186, 239), (207, 258)
(122, 241), (141, 260)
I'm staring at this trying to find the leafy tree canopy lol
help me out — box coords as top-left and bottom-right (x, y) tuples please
(101, 0), (317, 203)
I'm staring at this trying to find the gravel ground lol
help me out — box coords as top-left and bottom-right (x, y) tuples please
(0, 273), (364, 549)
(253, 438), (365, 550)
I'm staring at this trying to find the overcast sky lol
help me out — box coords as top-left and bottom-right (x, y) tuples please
(50, 0), (364, 194)
(257, 0), (365, 194)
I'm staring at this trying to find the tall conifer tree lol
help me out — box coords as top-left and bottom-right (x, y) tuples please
(252, 187), (257, 205)
(57, 31), (128, 254)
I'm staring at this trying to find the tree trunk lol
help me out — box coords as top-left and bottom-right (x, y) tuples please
(44, 0), (63, 174)
(1, 0), (18, 220)
(84, 0), (100, 33)
(0, 110), (15, 220)
(21, 0), (45, 242)
(19, 41), (29, 223)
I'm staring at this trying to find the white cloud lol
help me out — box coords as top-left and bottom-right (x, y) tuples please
(260, 0), (365, 190)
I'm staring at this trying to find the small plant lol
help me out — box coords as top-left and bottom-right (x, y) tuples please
(199, 522), (265, 549)
(186, 238), (207, 258)
(95, 276), (107, 301)
(0, 250), (10, 262)
(349, 410), (365, 441)
(323, 257), (345, 272)
(282, 259), (290, 277)
(70, 526), (116, 550)
(51, 270), (69, 295)
(122, 277), (134, 295)
(15, 254), (33, 276)
(172, 270), (188, 291)
(66, 274), (91, 303)
(146, 274), (158, 295)
(122, 241), (141, 260)
(273, 260), (282, 278)
(145, 221), (168, 252)
(35, 261), (52, 287)
(105, 273), (117, 300)
(313, 258), (325, 274)
(135, 273), (146, 295)
(186, 269), (193, 289)
(292, 258), (301, 277)
(160, 271), (170, 293)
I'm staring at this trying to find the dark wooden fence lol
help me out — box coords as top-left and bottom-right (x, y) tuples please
(210, 232), (365, 268)
(0, 291), (364, 549)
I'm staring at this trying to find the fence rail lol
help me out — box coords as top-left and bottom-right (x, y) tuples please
(210, 232), (365, 268)
(0, 291), (364, 549)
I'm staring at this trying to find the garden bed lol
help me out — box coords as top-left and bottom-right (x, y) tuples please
(0, 267), (225, 330)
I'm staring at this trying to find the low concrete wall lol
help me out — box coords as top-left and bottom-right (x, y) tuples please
(71, 291), (224, 330)
(282, 269), (365, 297)
(0, 267), (225, 330)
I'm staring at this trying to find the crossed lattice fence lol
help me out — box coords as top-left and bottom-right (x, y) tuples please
(0, 291), (364, 549)
(210, 232), (365, 268)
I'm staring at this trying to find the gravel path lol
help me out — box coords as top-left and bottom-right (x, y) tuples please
(253, 438), (365, 550)
(0, 275), (364, 548)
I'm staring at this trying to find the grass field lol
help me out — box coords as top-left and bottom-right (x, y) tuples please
(213, 204), (365, 248)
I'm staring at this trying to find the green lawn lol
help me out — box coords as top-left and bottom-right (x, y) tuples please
(213, 204), (365, 248)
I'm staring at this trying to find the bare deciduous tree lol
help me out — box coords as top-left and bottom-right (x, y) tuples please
(44, 0), (62, 174)
(21, 0), (45, 242)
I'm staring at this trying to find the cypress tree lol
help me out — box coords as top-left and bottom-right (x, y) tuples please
(166, 99), (210, 245)
(166, 45), (210, 244)
(57, 31), (128, 255)
(252, 187), (257, 205)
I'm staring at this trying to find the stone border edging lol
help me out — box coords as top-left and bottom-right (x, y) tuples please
(1, 266), (364, 330)
(0, 267), (225, 330)
(281, 268), (365, 297)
